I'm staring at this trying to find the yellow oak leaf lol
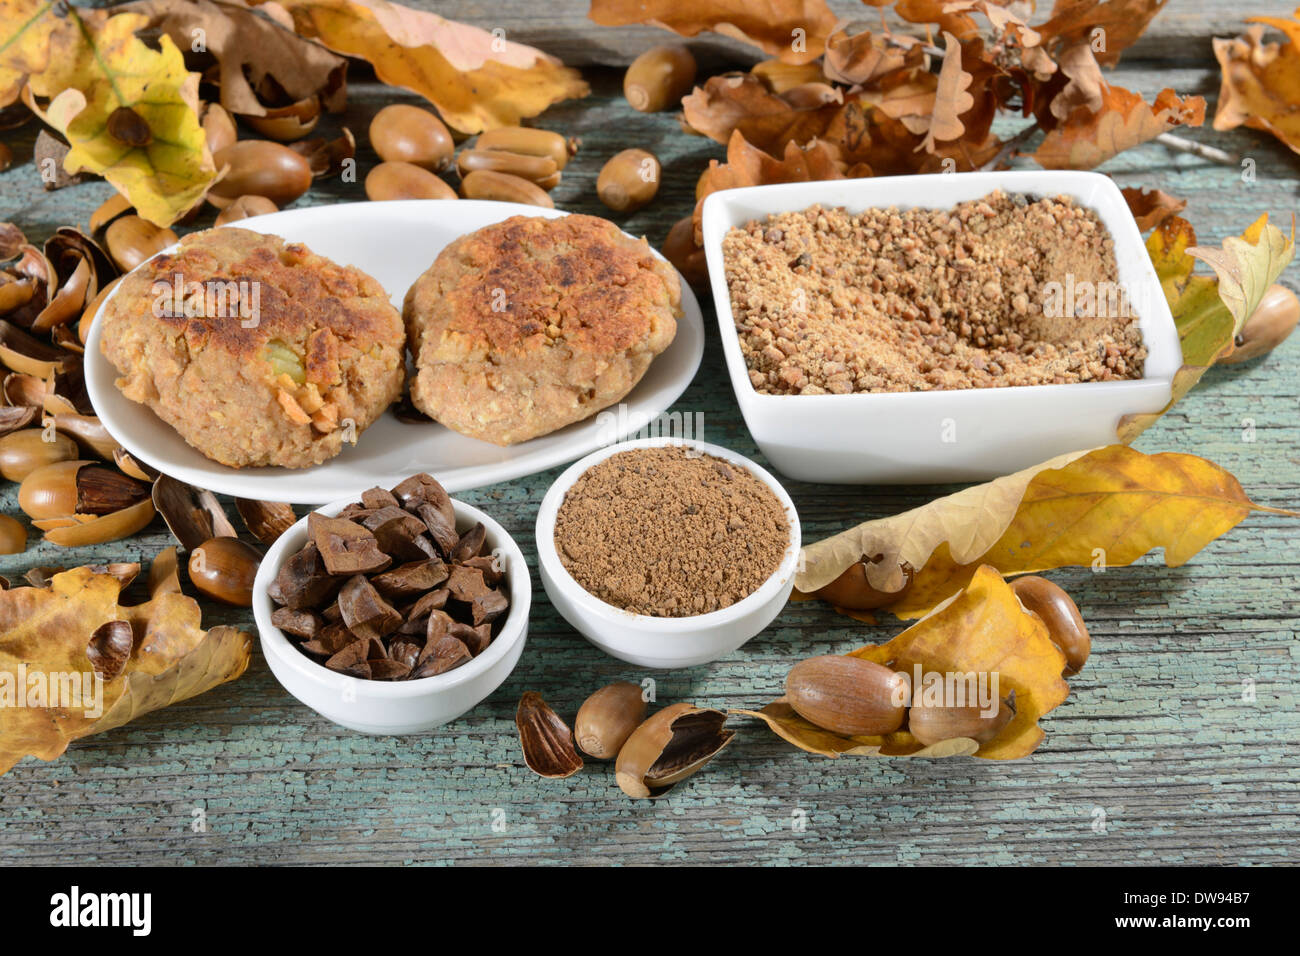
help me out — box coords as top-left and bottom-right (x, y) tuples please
(1119, 213), (1295, 441)
(741, 566), (1069, 759)
(1189, 213), (1296, 335)
(263, 0), (588, 133)
(0, 565), (252, 776)
(797, 445), (1291, 618)
(0, 0), (69, 108)
(27, 9), (216, 227)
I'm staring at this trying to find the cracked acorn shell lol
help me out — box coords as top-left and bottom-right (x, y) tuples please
(615, 703), (735, 799)
(17, 459), (155, 546)
(516, 691), (583, 778)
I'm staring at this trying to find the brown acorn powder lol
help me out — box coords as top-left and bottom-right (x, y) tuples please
(554, 446), (791, 617)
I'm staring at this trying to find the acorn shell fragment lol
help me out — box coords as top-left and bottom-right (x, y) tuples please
(615, 703), (735, 799)
(516, 691), (583, 778)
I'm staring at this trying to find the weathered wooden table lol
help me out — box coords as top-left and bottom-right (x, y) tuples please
(1, 2), (1297, 865)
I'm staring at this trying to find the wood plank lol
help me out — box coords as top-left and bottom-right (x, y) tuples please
(1, 44), (1299, 863)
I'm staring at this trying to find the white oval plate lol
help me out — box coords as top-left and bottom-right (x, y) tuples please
(84, 200), (704, 503)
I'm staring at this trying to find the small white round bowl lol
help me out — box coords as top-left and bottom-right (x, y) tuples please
(253, 495), (531, 734)
(535, 438), (801, 669)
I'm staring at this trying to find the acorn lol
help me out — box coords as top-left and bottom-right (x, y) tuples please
(1222, 283), (1299, 364)
(365, 161), (457, 201)
(908, 698), (1014, 747)
(474, 126), (576, 170)
(785, 655), (909, 736)
(188, 536), (262, 607)
(104, 216), (177, 272)
(0, 514), (26, 555)
(1010, 576), (1090, 676)
(210, 141), (313, 208)
(624, 45), (696, 113)
(214, 195), (278, 226)
(575, 681), (647, 759)
(369, 104), (454, 172)
(0, 428), (79, 482)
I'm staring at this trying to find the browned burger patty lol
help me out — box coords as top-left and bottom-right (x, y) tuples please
(403, 214), (681, 446)
(99, 227), (405, 468)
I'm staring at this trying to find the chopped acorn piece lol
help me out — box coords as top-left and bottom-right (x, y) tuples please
(270, 607), (322, 640)
(370, 559), (448, 597)
(472, 589), (508, 625)
(424, 608), (453, 643)
(275, 542), (341, 609)
(461, 554), (504, 585)
(337, 574), (402, 638)
(452, 522), (486, 562)
(417, 503), (459, 556)
(361, 486), (400, 509)
(389, 640), (422, 670)
(392, 473), (454, 523)
(309, 512), (391, 575)
(361, 506), (430, 560)
(446, 565), (490, 602)
(413, 635), (471, 677)
(455, 621), (492, 655)
(325, 640), (370, 678)
(370, 658), (413, 680)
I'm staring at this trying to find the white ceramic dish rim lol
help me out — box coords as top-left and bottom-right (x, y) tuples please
(535, 437), (802, 633)
(82, 199), (706, 502)
(699, 170), (1183, 409)
(252, 495), (531, 698)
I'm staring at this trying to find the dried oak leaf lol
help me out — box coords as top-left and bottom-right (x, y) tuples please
(1119, 213), (1295, 442)
(1032, 85), (1205, 169)
(26, 9), (216, 227)
(1212, 15), (1300, 155)
(740, 566), (1067, 759)
(122, 0), (347, 118)
(917, 31), (974, 152)
(681, 72), (842, 151)
(1033, 0), (1169, 67)
(262, 0), (588, 133)
(796, 445), (1292, 619)
(691, 130), (847, 243)
(588, 0), (839, 65)
(1121, 185), (1186, 232)
(0, 565), (252, 776)
(823, 27), (912, 86)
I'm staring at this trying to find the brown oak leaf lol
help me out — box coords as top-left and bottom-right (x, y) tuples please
(1032, 85), (1206, 169)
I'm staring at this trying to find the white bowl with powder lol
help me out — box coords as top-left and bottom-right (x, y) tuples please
(700, 170), (1183, 484)
(535, 438), (802, 669)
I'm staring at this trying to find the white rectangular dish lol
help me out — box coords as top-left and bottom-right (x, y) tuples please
(700, 170), (1182, 484)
